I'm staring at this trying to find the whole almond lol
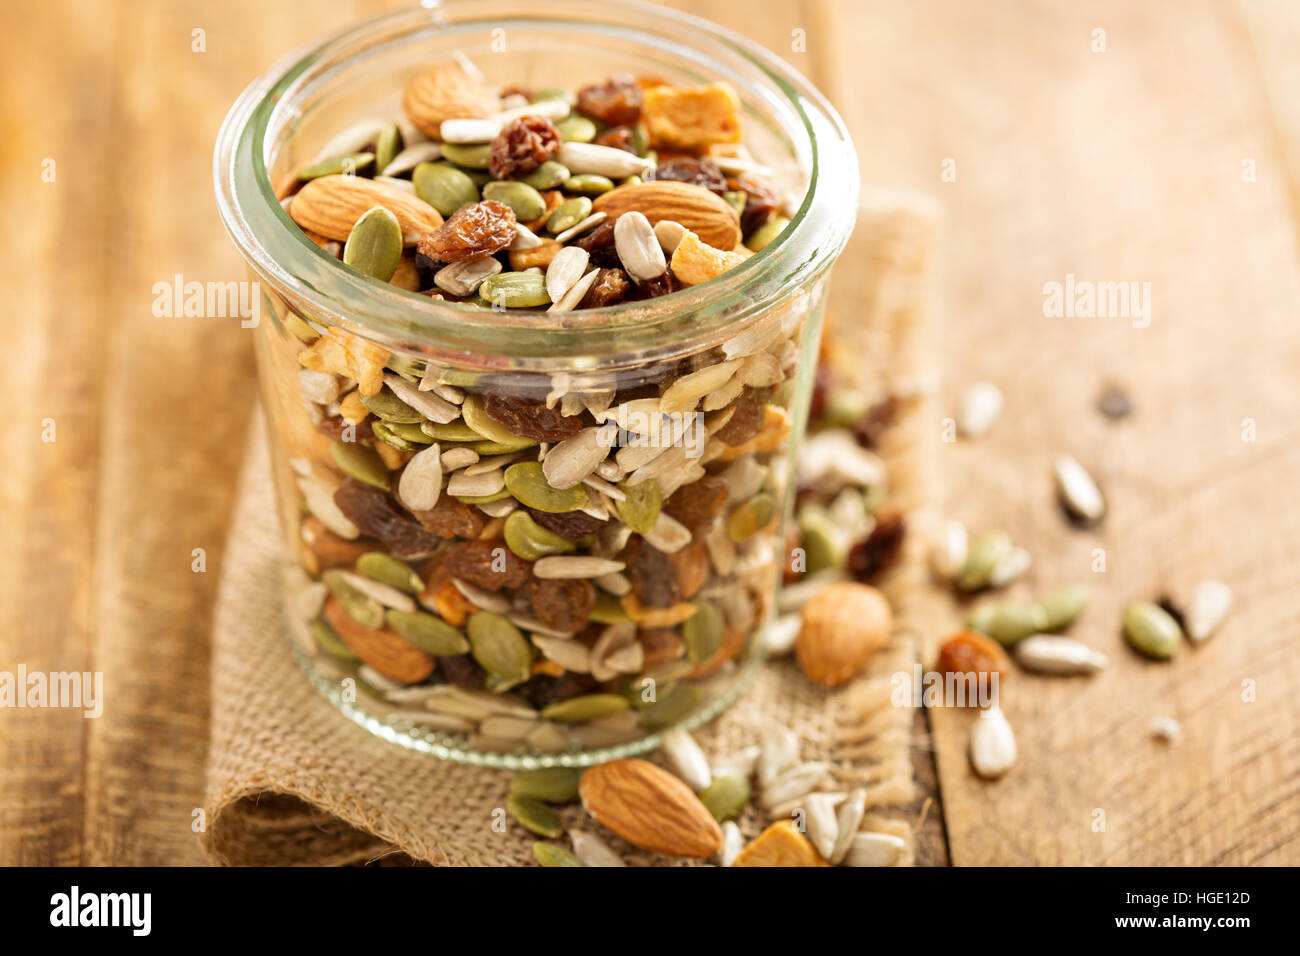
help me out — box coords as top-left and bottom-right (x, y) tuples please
(402, 64), (498, 139)
(323, 595), (435, 684)
(592, 181), (742, 250)
(289, 175), (443, 245)
(579, 758), (724, 858)
(795, 581), (891, 687)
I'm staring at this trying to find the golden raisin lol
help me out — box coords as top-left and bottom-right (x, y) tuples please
(936, 630), (1010, 702)
(576, 75), (642, 126)
(489, 114), (561, 179)
(416, 200), (517, 262)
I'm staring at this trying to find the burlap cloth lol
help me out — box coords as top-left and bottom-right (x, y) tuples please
(199, 192), (941, 866)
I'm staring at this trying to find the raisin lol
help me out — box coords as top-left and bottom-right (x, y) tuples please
(333, 478), (442, 560)
(416, 200), (517, 262)
(809, 361), (835, 421)
(850, 395), (900, 449)
(574, 223), (622, 268)
(437, 653), (485, 690)
(518, 577), (597, 633)
(664, 475), (729, 529)
(651, 157), (727, 195)
(414, 251), (443, 289)
(576, 75), (642, 127)
(715, 394), (766, 445)
(639, 629), (685, 669)
(441, 539), (532, 591)
(581, 268), (633, 308)
(622, 536), (679, 608)
(593, 126), (637, 154)
(480, 393), (584, 442)
(847, 512), (907, 582)
(526, 508), (606, 541)
(517, 671), (600, 709)
(318, 415), (351, 442)
(629, 270), (680, 300)
(411, 495), (486, 539)
(936, 630), (1009, 700)
(731, 172), (779, 234)
(489, 114), (561, 180)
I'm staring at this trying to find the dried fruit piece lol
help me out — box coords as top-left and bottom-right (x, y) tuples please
(593, 126), (637, 153)
(416, 200), (517, 262)
(936, 630), (1010, 702)
(576, 75), (643, 126)
(732, 172), (778, 234)
(579, 759), (723, 858)
(519, 577), (597, 633)
(663, 475), (728, 529)
(796, 582), (891, 687)
(333, 478), (442, 559)
(622, 536), (679, 608)
(574, 221), (622, 267)
(441, 539), (533, 591)
(578, 267), (632, 307)
(652, 157), (728, 194)
(410, 495), (486, 539)
(641, 82), (742, 150)
(670, 230), (745, 285)
(489, 114), (562, 179)
(732, 819), (830, 867)
(715, 393), (766, 445)
(847, 512), (907, 581)
(481, 393), (584, 442)
(298, 326), (390, 397)
(527, 507), (606, 541)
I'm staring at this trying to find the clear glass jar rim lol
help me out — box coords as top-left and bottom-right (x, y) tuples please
(213, 0), (859, 366)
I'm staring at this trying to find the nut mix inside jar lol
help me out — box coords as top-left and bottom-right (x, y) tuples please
(215, 2), (859, 766)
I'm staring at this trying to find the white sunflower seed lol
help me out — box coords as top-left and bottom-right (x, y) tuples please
(452, 578), (511, 613)
(531, 635), (591, 673)
(1150, 716), (1181, 741)
(476, 497), (517, 518)
(930, 518), (968, 580)
(397, 442), (443, 512)
(569, 830), (627, 867)
(653, 219), (689, 253)
(720, 821), (744, 867)
(763, 762), (830, 808)
(544, 245), (591, 303)
(315, 119), (384, 161)
(763, 614), (802, 656)
(440, 447), (479, 470)
(508, 613), (574, 640)
(758, 727), (799, 787)
(1185, 579), (1232, 643)
(662, 729), (712, 792)
(553, 211), (607, 244)
(829, 788), (868, 864)
(298, 369), (340, 404)
(491, 98), (570, 124)
(642, 511), (692, 554)
(989, 545), (1032, 587)
(613, 210), (667, 282)
(737, 351), (783, 388)
(432, 384), (464, 404)
(509, 222), (544, 250)
(1014, 635), (1108, 674)
(803, 792), (841, 861)
(958, 381), (1002, 437)
(582, 474), (624, 500)
(446, 469), (504, 498)
(464, 452), (526, 476)
(721, 312), (783, 359)
(711, 745), (760, 780)
(970, 706), (1017, 779)
(547, 265), (601, 312)
(533, 555), (625, 579)
(701, 375), (745, 412)
(439, 117), (501, 143)
(660, 359), (742, 413)
(381, 141), (442, 176)
(798, 429), (886, 492)
(588, 622), (638, 682)
(557, 141), (655, 178)
(434, 256), (502, 297)
(1054, 454), (1105, 522)
(527, 722), (569, 753)
(711, 154), (773, 177)
(383, 372), (461, 423)
(594, 571), (631, 596)
(336, 570), (415, 612)
(844, 832), (905, 867)
(297, 473), (359, 539)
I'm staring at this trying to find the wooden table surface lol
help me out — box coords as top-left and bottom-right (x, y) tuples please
(2, 0), (1297, 865)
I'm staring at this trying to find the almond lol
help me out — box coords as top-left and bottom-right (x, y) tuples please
(579, 758), (724, 858)
(288, 175), (443, 245)
(732, 819), (831, 867)
(670, 231), (746, 286)
(401, 64), (498, 139)
(592, 181), (742, 250)
(795, 581), (891, 687)
(323, 596), (435, 684)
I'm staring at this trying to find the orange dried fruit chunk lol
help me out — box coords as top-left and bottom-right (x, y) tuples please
(642, 82), (742, 150)
(732, 820), (831, 867)
(670, 231), (746, 287)
(298, 327), (390, 397)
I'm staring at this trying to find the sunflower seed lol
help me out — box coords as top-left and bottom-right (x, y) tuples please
(593, 571), (630, 596)
(439, 117), (501, 143)
(507, 613), (574, 640)
(434, 256), (502, 296)
(446, 469), (505, 498)
(1123, 601), (1182, 659)
(509, 222), (544, 250)
(737, 351), (783, 388)
(424, 685), (536, 721)
(298, 369), (340, 404)
(556, 142), (654, 178)
(803, 792), (841, 861)
(358, 665), (405, 693)
(334, 569), (416, 612)
(798, 429), (886, 492)
(382, 373), (460, 423)
(844, 832), (905, 867)
(711, 745), (760, 781)
(1185, 579), (1232, 643)
(721, 312), (784, 359)
(970, 706), (1017, 779)
(381, 141), (442, 176)
(1150, 716), (1181, 741)
(1014, 635), (1108, 674)
(763, 614), (802, 656)
(553, 210), (608, 244)
(660, 359), (742, 413)
(531, 634), (591, 673)
(544, 245), (591, 303)
(491, 97), (570, 123)
(1054, 454), (1105, 523)
(828, 788), (868, 864)
(958, 381), (1002, 437)
(719, 821), (744, 867)
(452, 578), (511, 614)
(642, 511), (691, 554)
(297, 474), (360, 539)
(392, 711), (475, 732)
(662, 728), (712, 792)
(396, 442), (442, 512)
(758, 729), (803, 787)
(530, 555), (623, 580)
(477, 497), (517, 518)
(542, 424), (615, 489)
(479, 715), (539, 740)
(712, 154), (773, 177)
(613, 210), (667, 282)
(569, 830), (626, 867)
(440, 446), (479, 470)
(763, 762), (830, 808)
(989, 545), (1032, 588)
(653, 219), (689, 254)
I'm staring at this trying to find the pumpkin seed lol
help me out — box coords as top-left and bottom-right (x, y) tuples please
(989, 545), (1032, 588)
(384, 421), (433, 445)
(540, 693), (629, 723)
(533, 842), (585, 867)
(482, 180), (547, 222)
(744, 215), (789, 252)
(727, 493), (775, 542)
(510, 767), (583, 803)
(519, 160), (570, 190)
(321, 569), (385, 628)
(439, 142), (492, 169)
(682, 599), (725, 663)
(466, 436), (537, 454)
(532, 87), (574, 105)
(481, 272), (552, 308)
(467, 611), (533, 681)
(699, 775), (750, 822)
(564, 173), (615, 195)
(310, 617), (358, 660)
(1037, 584), (1090, 630)
(958, 529), (1012, 591)
(569, 830), (626, 867)
(966, 603), (998, 635)
(371, 421), (419, 452)
(459, 395), (527, 446)
(356, 553), (422, 594)
(504, 510), (576, 561)
(1123, 601), (1182, 659)
(547, 196), (593, 235)
(343, 206), (403, 281)
(412, 161), (479, 216)
(505, 461), (589, 513)
(985, 603), (1049, 645)
(614, 478), (660, 533)
(359, 385), (422, 423)
(422, 419), (483, 442)
(553, 211), (608, 244)
(329, 440), (390, 489)
(555, 114), (597, 142)
(296, 151), (374, 181)
(381, 141), (441, 177)
(639, 683), (702, 730)
(373, 122), (403, 174)
(798, 505), (847, 573)
(506, 794), (563, 838)
(386, 609), (470, 655)
(589, 592), (631, 624)
(451, 487), (513, 505)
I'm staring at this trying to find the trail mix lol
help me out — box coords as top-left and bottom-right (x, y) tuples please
(271, 61), (813, 752)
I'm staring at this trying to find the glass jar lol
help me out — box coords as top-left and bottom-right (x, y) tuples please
(214, 0), (858, 767)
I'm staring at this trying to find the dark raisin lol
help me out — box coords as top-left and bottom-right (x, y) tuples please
(848, 512), (907, 582)
(574, 222), (622, 268)
(441, 539), (532, 591)
(629, 270), (680, 300)
(664, 475), (729, 529)
(1097, 384), (1133, 420)
(516, 671), (601, 709)
(593, 126), (637, 153)
(332, 478), (442, 560)
(651, 157), (727, 194)
(416, 200), (517, 262)
(576, 75), (642, 126)
(850, 395), (900, 449)
(622, 536), (679, 608)
(437, 653), (485, 690)
(526, 508), (606, 541)
(578, 266), (632, 308)
(715, 394), (766, 445)
(731, 172), (778, 234)
(414, 251), (444, 289)
(480, 393), (584, 442)
(410, 494), (485, 539)
(488, 114), (561, 179)
(518, 577), (597, 633)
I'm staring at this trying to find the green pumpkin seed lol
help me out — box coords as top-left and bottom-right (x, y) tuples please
(356, 552), (422, 594)
(504, 510), (576, 561)
(745, 216), (790, 253)
(722, 189), (748, 219)
(330, 440), (390, 490)
(589, 592), (631, 624)
(985, 603), (1049, 645)
(619, 174), (642, 187)
(699, 775), (750, 822)
(359, 385), (422, 423)
(465, 436), (537, 454)
(412, 161), (480, 216)
(421, 419), (483, 442)
(520, 160), (570, 190)
(682, 599), (725, 663)
(1038, 585), (1091, 631)
(1123, 601), (1182, 659)
(958, 530), (1012, 591)
(374, 122), (403, 174)
(555, 114), (597, 143)
(639, 683), (702, 730)
(482, 180), (547, 221)
(797, 505), (845, 573)
(466, 611), (532, 681)
(321, 569), (385, 628)
(480, 272), (552, 308)
(343, 205), (403, 282)
(532, 87), (573, 105)
(966, 603), (998, 635)
(440, 142), (492, 169)
(540, 693), (630, 723)
(510, 767), (583, 804)
(385, 421), (435, 444)
(547, 196), (593, 235)
(727, 493), (775, 542)
(614, 479), (660, 534)
(459, 166), (492, 188)
(310, 617), (358, 661)
(504, 461), (589, 513)
(564, 174), (615, 196)
(371, 421), (419, 452)
(533, 842), (585, 867)
(631, 125), (649, 156)
(296, 152), (374, 181)
(385, 609), (470, 656)
(506, 794), (563, 838)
